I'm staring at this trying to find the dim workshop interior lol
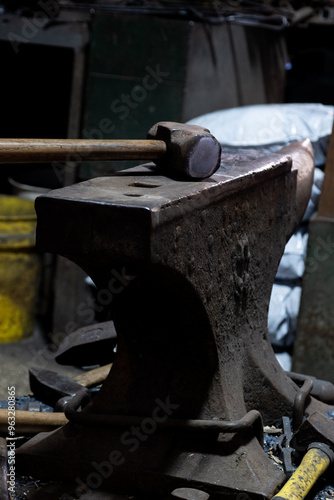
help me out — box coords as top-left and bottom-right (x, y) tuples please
(1, 1), (334, 499)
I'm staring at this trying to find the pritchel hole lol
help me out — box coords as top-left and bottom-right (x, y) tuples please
(171, 487), (210, 500)
(128, 182), (161, 188)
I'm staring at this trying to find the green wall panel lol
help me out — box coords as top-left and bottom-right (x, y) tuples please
(88, 14), (189, 82)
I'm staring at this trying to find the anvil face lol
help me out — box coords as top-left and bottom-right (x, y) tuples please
(34, 153), (296, 263)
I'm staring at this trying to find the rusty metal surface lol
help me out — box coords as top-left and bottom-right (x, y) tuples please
(16, 141), (329, 499)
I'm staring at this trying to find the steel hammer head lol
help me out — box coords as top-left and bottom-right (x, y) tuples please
(29, 367), (86, 407)
(292, 410), (334, 456)
(147, 121), (221, 180)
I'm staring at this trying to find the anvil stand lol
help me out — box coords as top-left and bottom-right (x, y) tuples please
(17, 140), (332, 499)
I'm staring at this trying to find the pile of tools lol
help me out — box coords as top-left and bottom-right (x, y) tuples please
(0, 321), (117, 433)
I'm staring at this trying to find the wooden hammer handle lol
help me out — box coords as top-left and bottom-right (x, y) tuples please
(72, 363), (112, 387)
(0, 409), (68, 434)
(318, 122), (334, 219)
(0, 138), (167, 163)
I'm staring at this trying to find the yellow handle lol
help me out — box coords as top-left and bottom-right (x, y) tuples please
(273, 447), (331, 500)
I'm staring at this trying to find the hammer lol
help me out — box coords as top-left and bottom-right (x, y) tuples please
(0, 122), (221, 180)
(29, 363), (112, 409)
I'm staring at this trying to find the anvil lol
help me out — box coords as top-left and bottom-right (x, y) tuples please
(17, 140), (332, 499)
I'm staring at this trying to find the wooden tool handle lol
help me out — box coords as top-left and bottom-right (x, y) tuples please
(0, 139), (167, 163)
(0, 409), (68, 434)
(73, 363), (112, 387)
(318, 122), (334, 218)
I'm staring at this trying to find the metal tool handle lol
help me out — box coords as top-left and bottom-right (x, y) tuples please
(0, 138), (167, 163)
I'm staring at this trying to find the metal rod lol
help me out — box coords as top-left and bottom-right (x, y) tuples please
(65, 390), (263, 444)
(0, 139), (167, 163)
(293, 378), (314, 430)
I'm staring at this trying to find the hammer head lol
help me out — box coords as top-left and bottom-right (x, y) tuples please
(292, 410), (334, 456)
(147, 121), (221, 180)
(29, 367), (85, 408)
(54, 320), (117, 367)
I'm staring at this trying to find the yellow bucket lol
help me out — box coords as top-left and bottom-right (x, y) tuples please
(0, 195), (40, 342)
